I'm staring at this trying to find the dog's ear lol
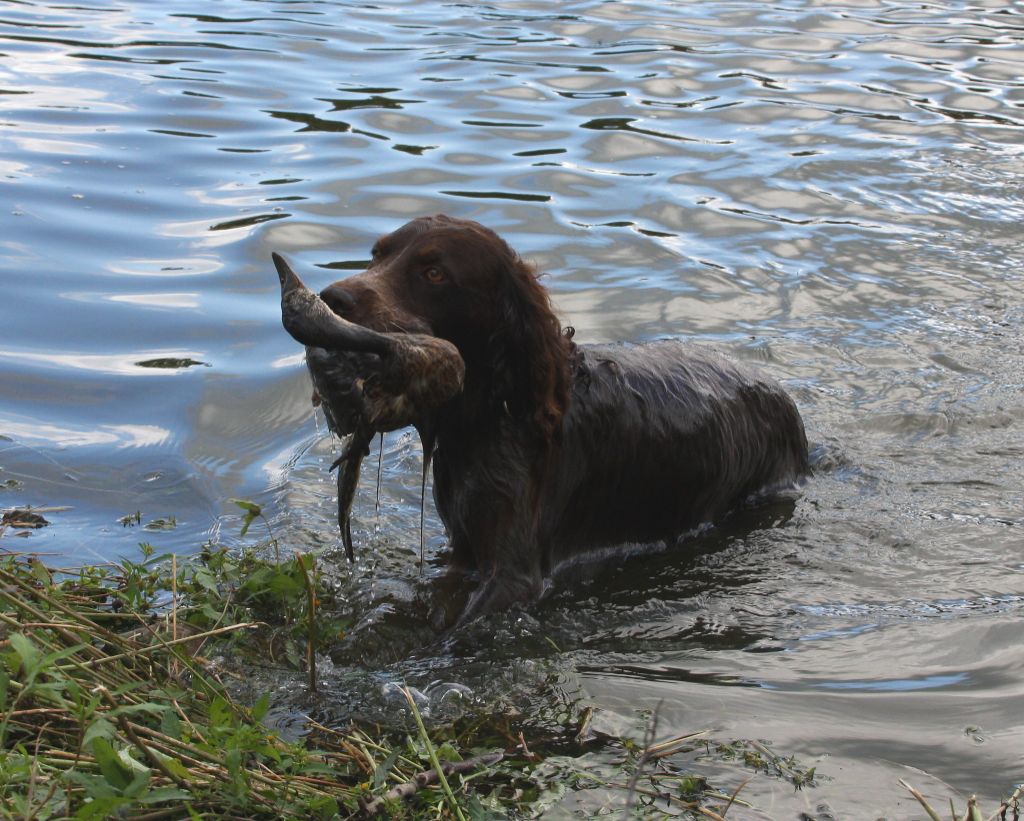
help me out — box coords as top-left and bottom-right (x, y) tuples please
(488, 259), (572, 441)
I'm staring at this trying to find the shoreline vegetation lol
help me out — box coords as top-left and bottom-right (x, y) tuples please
(0, 503), (1019, 819)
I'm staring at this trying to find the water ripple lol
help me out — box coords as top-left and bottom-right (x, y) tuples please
(2, 0), (1024, 806)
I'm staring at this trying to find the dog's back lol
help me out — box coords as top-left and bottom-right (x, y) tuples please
(541, 339), (808, 570)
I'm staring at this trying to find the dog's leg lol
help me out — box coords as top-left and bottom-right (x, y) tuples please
(454, 567), (544, 627)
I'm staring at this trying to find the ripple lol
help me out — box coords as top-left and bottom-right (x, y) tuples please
(814, 673), (969, 692)
(440, 189), (551, 203)
(106, 258), (222, 277)
(3, 1), (1024, 806)
(0, 347), (210, 376)
(1, 415), (172, 449)
(209, 212), (289, 232)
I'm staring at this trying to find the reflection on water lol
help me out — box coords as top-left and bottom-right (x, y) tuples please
(2, 0), (1023, 813)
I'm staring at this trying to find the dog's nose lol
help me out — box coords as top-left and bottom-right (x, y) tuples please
(319, 282), (358, 317)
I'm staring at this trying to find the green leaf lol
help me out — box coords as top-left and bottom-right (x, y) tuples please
(82, 718), (117, 749)
(104, 701), (169, 721)
(257, 743), (282, 765)
(436, 741), (462, 763)
(160, 708), (183, 740)
(239, 565), (303, 604)
(239, 566), (273, 591)
(73, 796), (128, 821)
(193, 567), (219, 594)
(160, 756), (192, 783)
(231, 499), (262, 516)
(224, 747), (243, 786)
(40, 642), (92, 671)
(295, 761), (341, 778)
(466, 795), (501, 821)
(0, 669), (8, 711)
(30, 559), (52, 585)
(231, 499), (262, 537)
(117, 746), (150, 775)
(138, 787), (193, 804)
(9, 633), (40, 673)
(251, 692), (271, 723)
(373, 748), (401, 790)
(265, 569), (304, 599)
(91, 737), (133, 792)
(122, 768), (151, 799)
(63, 767), (118, 800)
(209, 696), (234, 730)
(306, 794), (341, 819)
(200, 602), (222, 622)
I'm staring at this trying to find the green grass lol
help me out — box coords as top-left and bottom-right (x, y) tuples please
(1, 506), (1020, 819)
(0, 539), (779, 819)
(0, 543), (516, 819)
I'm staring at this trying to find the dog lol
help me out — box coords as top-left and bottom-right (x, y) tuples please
(317, 215), (809, 624)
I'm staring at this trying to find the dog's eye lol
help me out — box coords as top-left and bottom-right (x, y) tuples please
(422, 267), (447, 284)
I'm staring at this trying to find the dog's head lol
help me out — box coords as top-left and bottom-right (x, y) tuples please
(320, 214), (573, 438)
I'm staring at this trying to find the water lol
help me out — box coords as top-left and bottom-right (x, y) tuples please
(2, 0), (1022, 814)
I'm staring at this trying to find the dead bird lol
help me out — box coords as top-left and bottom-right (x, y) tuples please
(273, 252), (465, 561)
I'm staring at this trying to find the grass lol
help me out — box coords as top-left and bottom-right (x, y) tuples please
(1, 504), (1021, 818)
(0, 537), (773, 820)
(900, 780), (1021, 821)
(0, 542), (516, 819)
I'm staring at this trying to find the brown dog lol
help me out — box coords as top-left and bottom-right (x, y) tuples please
(317, 215), (809, 624)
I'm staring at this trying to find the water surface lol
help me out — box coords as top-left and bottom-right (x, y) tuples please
(2, 0), (1023, 815)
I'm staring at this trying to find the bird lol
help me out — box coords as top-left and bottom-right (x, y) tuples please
(273, 252), (465, 561)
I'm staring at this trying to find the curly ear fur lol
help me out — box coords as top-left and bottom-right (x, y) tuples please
(487, 254), (574, 441)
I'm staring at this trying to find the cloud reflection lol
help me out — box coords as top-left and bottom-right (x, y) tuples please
(1, 417), (170, 449)
(0, 348), (207, 375)
(108, 292), (200, 309)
